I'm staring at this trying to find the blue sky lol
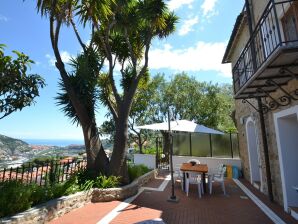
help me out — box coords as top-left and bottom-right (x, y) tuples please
(0, 0), (244, 140)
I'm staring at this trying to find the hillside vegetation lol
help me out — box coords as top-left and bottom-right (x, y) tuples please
(0, 134), (31, 159)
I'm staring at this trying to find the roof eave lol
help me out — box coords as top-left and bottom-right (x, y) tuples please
(222, 12), (246, 64)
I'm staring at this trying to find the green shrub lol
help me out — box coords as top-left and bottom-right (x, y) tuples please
(0, 171), (120, 218)
(128, 164), (150, 181)
(93, 175), (120, 188)
(143, 148), (156, 155)
(0, 180), (35, 218)
(73, 170), (120, 190)
(75, 169), (97, 186)
(78, 174), (120, 190)
(48, 161), (64, 185)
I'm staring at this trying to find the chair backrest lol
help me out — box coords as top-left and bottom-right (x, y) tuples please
(173, 164), (182, 175)
(187, 159), (200, 165)
(219, 166), (227, 179)
(217, 163), (224, 175)
(186, 171), (200, 183)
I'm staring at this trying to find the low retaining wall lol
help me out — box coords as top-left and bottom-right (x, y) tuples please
(0, 170), (157, 224)
(0, 191), (92, 224)
(92, 169), (157, 202)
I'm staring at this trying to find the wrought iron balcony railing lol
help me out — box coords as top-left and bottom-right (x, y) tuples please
(233, 0), (298, 98)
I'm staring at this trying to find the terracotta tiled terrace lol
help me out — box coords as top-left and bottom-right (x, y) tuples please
(50, 171), (297, 224)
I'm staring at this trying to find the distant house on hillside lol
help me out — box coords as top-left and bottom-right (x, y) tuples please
(222, 0), (298, 219)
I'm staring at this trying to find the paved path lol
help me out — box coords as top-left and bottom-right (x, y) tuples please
(49, 173), (296, 224)
(50, 201), (121, 224)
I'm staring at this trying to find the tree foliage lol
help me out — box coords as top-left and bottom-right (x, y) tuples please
(132, 73), (236, 132)
(33, 0), (178, 179)
(56, 47), (104, 125)
(0, 44), (45, 120)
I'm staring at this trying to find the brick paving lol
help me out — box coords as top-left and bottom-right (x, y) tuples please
(240, 179), (297, 224)
(49, 201), (121, 224)
(111, 179), (272, 224)
(48, 172), (294, 224)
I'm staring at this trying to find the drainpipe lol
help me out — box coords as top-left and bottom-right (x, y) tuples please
(257, 97), (274, 202)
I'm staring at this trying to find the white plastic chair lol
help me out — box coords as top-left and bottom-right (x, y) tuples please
(187, 159), (200, 165)
(214, 163), (224, 177)
(185, 171), (204, 198)
(209, 166), (226, 195)
(173, 167), (184, 190)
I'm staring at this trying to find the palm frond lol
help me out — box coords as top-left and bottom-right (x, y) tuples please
(56, 47), (103, 125)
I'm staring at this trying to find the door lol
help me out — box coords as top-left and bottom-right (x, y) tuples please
(274, 106), (298, 212)
(246, 118), (262, 190)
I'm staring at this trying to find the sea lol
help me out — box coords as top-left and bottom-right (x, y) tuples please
(22, 139), (84, 147)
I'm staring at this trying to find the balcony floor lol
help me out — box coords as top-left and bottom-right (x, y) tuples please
(49, 171), (297, 224)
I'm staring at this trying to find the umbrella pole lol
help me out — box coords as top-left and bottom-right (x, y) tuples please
(167, 110), (179, 203)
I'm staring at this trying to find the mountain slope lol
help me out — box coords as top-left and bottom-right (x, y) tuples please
(0, 134), (31, 159)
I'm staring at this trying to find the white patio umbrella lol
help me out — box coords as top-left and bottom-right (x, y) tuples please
(136, 119), (224, 135)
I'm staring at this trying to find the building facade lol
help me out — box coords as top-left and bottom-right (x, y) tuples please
(223, 0), (298, 218)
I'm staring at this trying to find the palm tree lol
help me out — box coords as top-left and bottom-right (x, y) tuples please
(35, 0), (110, 174)
(34, 0), (178, 181)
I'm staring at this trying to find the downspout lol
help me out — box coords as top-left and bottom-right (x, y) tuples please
(245, 0), (274, 202)
(257, 98), (274, 202)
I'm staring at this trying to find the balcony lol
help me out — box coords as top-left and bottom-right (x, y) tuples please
(233, 0), (298, 99)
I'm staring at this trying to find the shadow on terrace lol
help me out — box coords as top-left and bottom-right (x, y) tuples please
(109, 171), (297, 224)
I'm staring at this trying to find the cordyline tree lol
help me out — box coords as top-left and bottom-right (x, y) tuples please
(99, 76), (163, 154)
(0, 44), (45, 120)
(34, 0), (177, 180)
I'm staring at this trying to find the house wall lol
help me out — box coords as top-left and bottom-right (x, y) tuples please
(230, 24), (250, 65)
(229, 0), (298, 207)
(235, 79), (298, 206)
(250, 0), (268, 26)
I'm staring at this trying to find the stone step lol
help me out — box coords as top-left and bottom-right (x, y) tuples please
(289, 207), (298, 220)
(253, 181), (260, 190)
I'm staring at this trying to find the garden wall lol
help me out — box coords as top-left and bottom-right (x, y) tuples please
(133, 154), (241, 173)
(0, 170), (157, 224)
(133, 154), (156, 169)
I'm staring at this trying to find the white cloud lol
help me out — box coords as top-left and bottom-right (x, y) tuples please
(46, 51), (72, 66)
(201, 0), (218, 17)
(149, 42), (231, 77)
(0, 14), (8, 22)
(178, 16), (199, 36)
(167, 0), (194, 11)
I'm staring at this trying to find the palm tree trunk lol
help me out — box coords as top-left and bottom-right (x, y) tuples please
(108, 113), (129, 183)
(82, 119), (109, 175)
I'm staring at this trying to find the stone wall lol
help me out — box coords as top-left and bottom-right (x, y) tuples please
(0, 170), (157, 224)
(235, 79), (298, 206)
(0, 191), (92, 224)
(92, 169), (157, 202)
